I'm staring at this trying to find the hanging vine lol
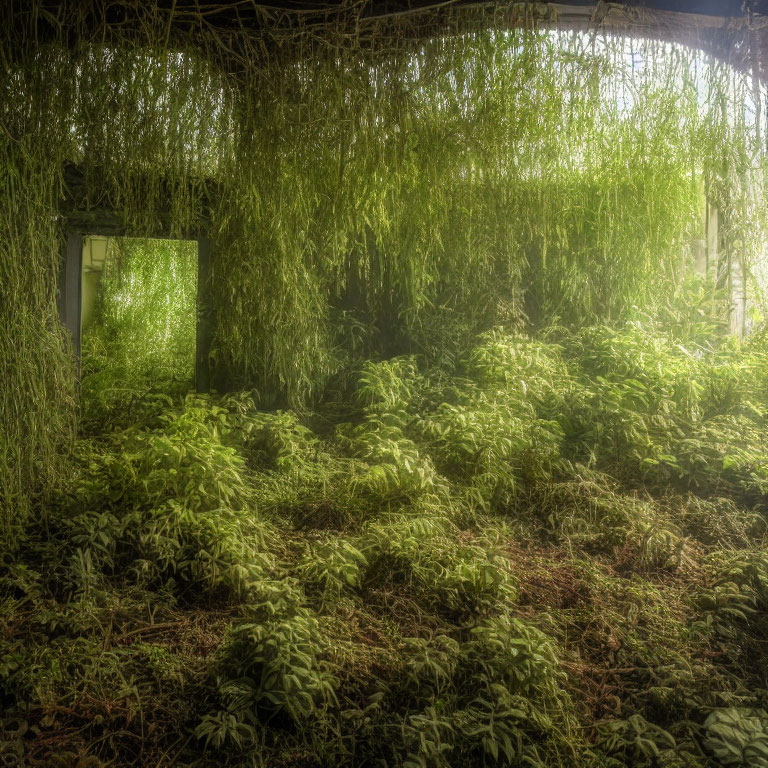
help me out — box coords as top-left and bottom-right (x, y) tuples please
(0, 2), (765, 537)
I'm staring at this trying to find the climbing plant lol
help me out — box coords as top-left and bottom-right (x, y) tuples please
(0, 2), (766, 536)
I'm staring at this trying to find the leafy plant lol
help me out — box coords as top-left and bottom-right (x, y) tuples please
(209, 612), (339, 728)
(703, 708), (768, 767)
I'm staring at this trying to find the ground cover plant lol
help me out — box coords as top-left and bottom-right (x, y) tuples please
(4, 315), (768, 767)
(3, 4), (768, 531)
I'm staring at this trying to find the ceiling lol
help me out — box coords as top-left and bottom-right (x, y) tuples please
(4, 1), (768, 78)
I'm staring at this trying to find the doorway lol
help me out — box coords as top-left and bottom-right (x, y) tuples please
(80, 236), (198, 394)
(58, 233), (214, 404)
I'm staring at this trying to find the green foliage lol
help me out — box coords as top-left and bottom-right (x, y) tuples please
(4, 4), (768, 531)
(415, 333), (570, 509)
(596, 714), (678, 767)
(4, 6), (768, 764)
(696, 552), (768, 651)
(56, 395), (275, 599)
(703, 708), (768, 767)
(360, 513), (516, 619)
(207, 612), (339, 729)
(242, 410), (319, 471)
(8, 324), (768, 766)
(401, 614), (573, 768)
(0, 142), (76, 540)
(298, 537), (368, 605)
(400, 635), (461, 698)
(84, 238), (196, 382)
(80, 237), (197, 428)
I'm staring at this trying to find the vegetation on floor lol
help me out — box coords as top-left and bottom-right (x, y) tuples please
(5, 314), (768, 766)
(81, 237), (198, 431)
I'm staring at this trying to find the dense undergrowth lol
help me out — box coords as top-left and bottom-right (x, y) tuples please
(5, 318), (768, 767)
(3, 6), (768, 765)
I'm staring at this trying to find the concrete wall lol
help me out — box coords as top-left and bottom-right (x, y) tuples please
(81, 236), (108, 330)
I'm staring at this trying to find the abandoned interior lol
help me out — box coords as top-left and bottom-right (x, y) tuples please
(4, 1), (768, 766)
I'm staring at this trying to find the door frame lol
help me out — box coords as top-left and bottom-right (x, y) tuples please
(57, 231), (214, 393)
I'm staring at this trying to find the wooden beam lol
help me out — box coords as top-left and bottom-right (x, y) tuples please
(6, 1), (764, 77)
(60, 163), (214, 240)
(60, 164), (220, 391)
